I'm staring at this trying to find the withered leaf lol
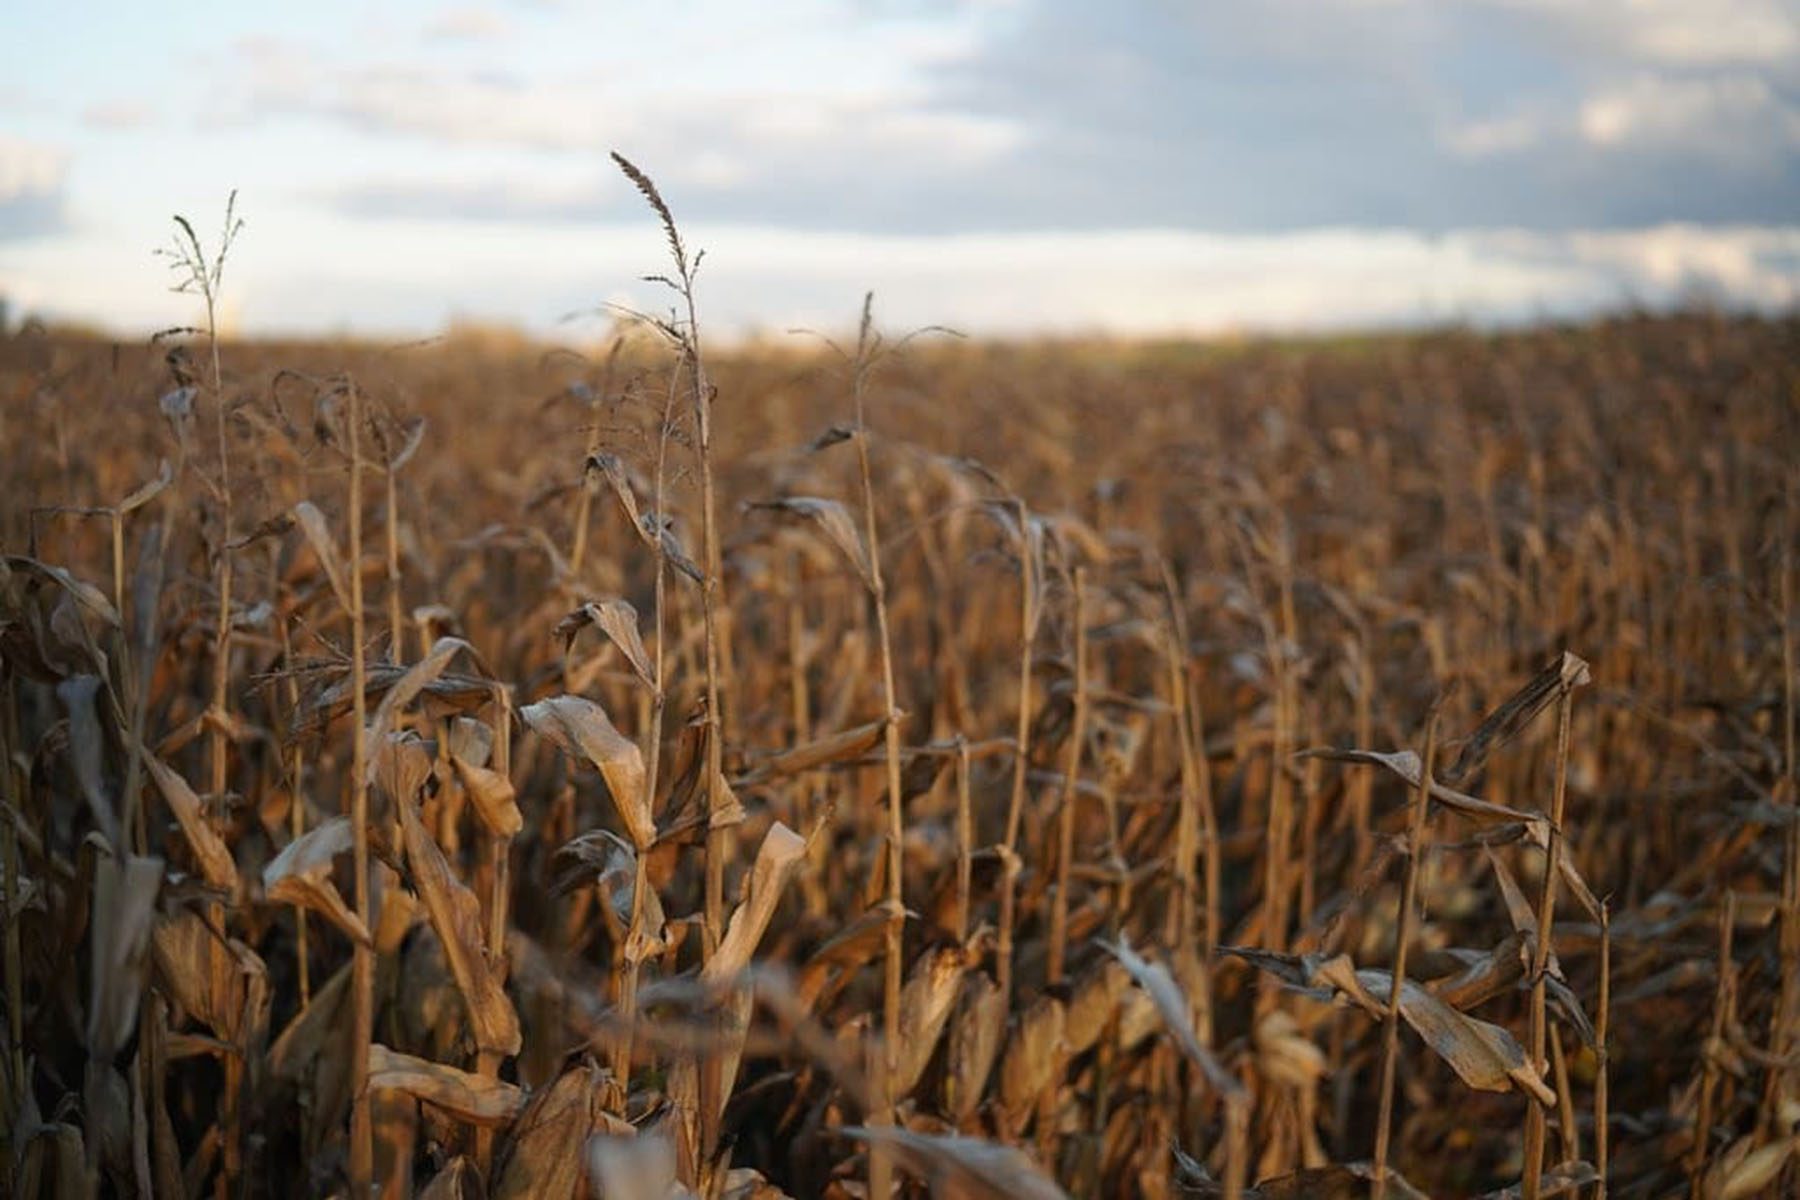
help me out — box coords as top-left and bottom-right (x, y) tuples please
(522, 695), (653, 849)
(398, 795), (522, 1057)
(261, 816), (372, 947)
(367, 1043), (525, 1127)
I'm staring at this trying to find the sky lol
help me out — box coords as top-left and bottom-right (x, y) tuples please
(2, 0), (1798, 340)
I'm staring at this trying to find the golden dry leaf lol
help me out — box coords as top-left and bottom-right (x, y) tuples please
(1312, 957), (1556, 1106)
(893, 946), (967, 1097)
(118, 457), (174, 513)
(522, 695), (654, 849)
(451, 750), (521, 838)
(1441, 652), (1590, 787)
(1300, 746), (1545, 831)
(367, 1043), (526, 1126)
(1703, 1134), (1797, 1200)
(944, 973), (1006, 1122)
(749, 496), (875, 591)
(491, 1060), (611, 1200)
(705, 822), (808, 985)
(261, 816), (372, 947)
(741, 717), (889, 783)
(416, 1157), (483, 1200)
(554, 598), (655, 689)
(140, 749), (239, 891)
(398, 794), (522, 1057)
(998, 993), (1065, 1134)
(1252, 1010), (1327, 1090)
(1103, 939), (1241, 1099)
(1062, 959), (1128, 1058)
(291, 500), (351, 611)
(366, 635), (484, 751)
(586, 452), (650, 545)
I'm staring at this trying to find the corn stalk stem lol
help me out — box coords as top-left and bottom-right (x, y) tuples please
(1373, 704), (1439, 1198)
(849, 306), (907, 1200)
(347, 383), (375, 1193)
(1522, 684), (1575, 1200)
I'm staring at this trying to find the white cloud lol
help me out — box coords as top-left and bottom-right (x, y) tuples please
(1442, 111), (1548, 158)
(5, 212), (1793, 339)
(81, 100), (156, 131)
(1579, 73), (1800, 151)
(0, 135), (66, 201)
(423, 6), (511, 43)
(1490, 0), (1800, 67)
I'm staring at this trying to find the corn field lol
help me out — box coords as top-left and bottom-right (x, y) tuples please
(1, 179), (1798, 1198)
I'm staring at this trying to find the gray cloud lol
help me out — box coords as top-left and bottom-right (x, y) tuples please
(0, 136), (70, 240)
(245, 1), (1800, 235)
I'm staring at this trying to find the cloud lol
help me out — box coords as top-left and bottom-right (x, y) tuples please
(423, 7), (512, 42)
(0, 135), (70, 240)
(1494, 0), (1800, 68)
(210, 3), (1800, 237)
(81, 100), (156, 131)
(6, 214), (1791, 339)
(1579, 74), (1800, 154)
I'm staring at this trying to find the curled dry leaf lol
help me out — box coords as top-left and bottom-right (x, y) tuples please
(555, 829), (668, 962)
(366, 635), (486, 754)
(416, 1157), (482, 1200)
(1441, 652), (1591, 787)
(118, 457), (176, 513)
(398, 794), (522, 1057)
(1103, 938), (1242, 1100)
(140, 748), (239, 891)
(261, 816), (372, 947)
(1253, 1010), (1327, 1090)
(554, 598), (655, 689)
(523, 695), (654, 850)
(1063, 959), (1129, 1058)
(748, 496), (874, 591)
(738, 717), (890, 785)
(1299, 746), (1546, 831)
(705, 822), (808, 985)
(367, 1043), (525, 1127)
(1226, 947), (1555, 1106)
(291, 501), (351, 612)
(452, 750), (521, 839)
(491, 1060), (613, 1200)
(586, 452), (649, 545)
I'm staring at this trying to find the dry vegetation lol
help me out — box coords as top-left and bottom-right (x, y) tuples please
(1, 178), (1798, 1199)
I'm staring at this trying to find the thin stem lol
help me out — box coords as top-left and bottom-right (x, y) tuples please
(1522, 682), (1576, 1200)
(1048, 567), (1088, 987)
(347, 384), (375, 1193)
(955, 736), (973, 947)
(1372, 703), (1440, 1197)
(997, 495), (1035, 1009)
(613, 355), (679, 1108)
(849, 300), (907, 1200)
(1594, 906), (1611, 1200)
